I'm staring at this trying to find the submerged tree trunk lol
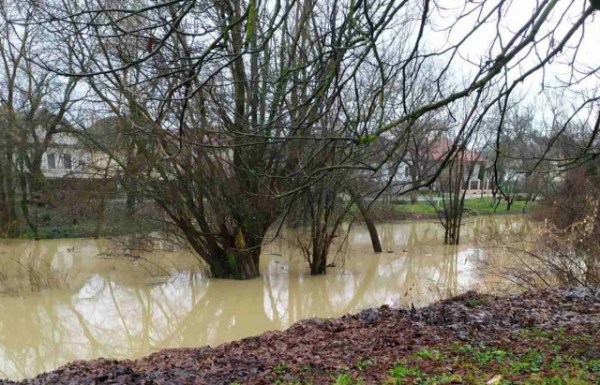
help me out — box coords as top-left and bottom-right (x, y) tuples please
(185, 225), (263, 280)
(212, 248), (261, 280)
(309, 222), (335, 275)
(304, 180), (348, 276)
(348, 187), (382, 253)
(441, 156), (468, 246)
(363, 216), (383, 253)
(310, 240), (328, 275)
(197, 246), (261, 280)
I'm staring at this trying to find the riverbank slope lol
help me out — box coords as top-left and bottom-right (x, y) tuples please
(2, 287), (598, 385)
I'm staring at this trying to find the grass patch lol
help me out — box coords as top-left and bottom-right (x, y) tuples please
(395, 197), (535, 217)
(463, 197), (531, 214)
(19, 218), (159, 239)
(395, 202), (439, 216)
(333, 373), (359, 385)
(273, 362), (289, 374)
(465, 298), (489, 307)
(264, 326), (600, 385)
(379, 327), (599, 384)
(387, 363), (424, 383)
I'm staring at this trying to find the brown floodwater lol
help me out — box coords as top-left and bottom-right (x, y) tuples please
(0, 216), (530, 381)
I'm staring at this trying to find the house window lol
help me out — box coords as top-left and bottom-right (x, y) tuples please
(63, 154), (72, 170)
(82, 153), (91, 170)
(47, 153), (56, 169)
(405, 166), (410, 178)
(470, 180), (479, 190)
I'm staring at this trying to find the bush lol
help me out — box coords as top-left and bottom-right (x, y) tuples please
(498, 166), (600, 288)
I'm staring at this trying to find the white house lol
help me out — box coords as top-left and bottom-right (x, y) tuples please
(40, 131), (95, 179)
(35, 119), (128, 182)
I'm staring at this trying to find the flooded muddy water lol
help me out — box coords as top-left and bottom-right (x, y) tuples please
(0, 216), (530, 381)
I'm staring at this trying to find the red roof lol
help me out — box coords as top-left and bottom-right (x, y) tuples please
(428, 137), (482, 163)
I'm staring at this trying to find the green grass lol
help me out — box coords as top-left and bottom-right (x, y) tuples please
(20, 218), (159, 239)
(463, 197), (531, 214)
(395, 197), (534, 217)
(273, 362), (289, 374)
(333, 373), (358, 385)
(395, 202), (439, 216)
(378, 329), (599, 384)
(261, 326), (599, 385)
(465, 298), (489, 307)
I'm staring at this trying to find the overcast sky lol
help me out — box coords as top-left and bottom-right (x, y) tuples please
(424, 0), (600, 129)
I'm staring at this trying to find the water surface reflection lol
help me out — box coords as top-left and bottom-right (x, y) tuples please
(0, 216), (526, 381)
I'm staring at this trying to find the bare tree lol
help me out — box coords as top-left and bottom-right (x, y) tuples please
(0, 4), (79, 237)
(13, 0), (600, 276)
(402, 121), (448, 203)
(436, 147), (483, 245)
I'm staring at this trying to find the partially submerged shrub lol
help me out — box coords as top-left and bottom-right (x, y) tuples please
(483, 166), (600, 289)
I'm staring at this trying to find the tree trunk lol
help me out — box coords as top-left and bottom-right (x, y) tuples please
(506, 198), (513, 211)
(0, 155), (19, 237)
(364, 219), (383, 253)
(126, 189), (136, 216)
(410, 191), (419, 204)
(186, 227), (262, 280)
(95, 161), (114, 239)
(18, 172), (38, 240)
(310, 239), (328, 275)
(124, 178), (138, 216)
(443, 160), (465, 246)
(410, 168), (421, 204)
(94, 193), (107, 239)
(207, 248), (261, 280)
(348, 187), (382, 253)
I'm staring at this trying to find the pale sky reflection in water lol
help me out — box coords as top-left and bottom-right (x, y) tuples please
(0, 216), (530, 381)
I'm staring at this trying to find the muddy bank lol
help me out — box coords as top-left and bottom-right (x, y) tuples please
(2, 287), (599, 385)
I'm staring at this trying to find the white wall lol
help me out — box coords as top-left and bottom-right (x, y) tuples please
(41, 147), (91, 178)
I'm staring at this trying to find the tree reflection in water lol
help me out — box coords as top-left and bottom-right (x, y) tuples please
(0, 216), (525, 381)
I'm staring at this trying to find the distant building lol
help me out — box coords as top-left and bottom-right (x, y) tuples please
(39, 117), (124, 181)
(40, 130), (93, 179)
(389, 136), (488, 197)
(425, 136), (486, 194)
(354, 135), (488, 202)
